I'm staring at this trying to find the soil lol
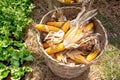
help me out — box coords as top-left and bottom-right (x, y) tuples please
(24, 0), (120, 80)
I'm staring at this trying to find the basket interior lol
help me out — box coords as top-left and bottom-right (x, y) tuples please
(39, 7), (107, 62)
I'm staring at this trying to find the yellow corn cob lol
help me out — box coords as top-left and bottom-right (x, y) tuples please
(45, 43), (65, 54)
(35, 24), (60, 32)
(69, 54), (89, 64)
(84, 22), (94, 32)
(71, 57), (81, 63)
(64, 26), (76, 39)
(47, 22), (64, 28)
(61, 21), (70, 33)
(86, 50), (100, 61)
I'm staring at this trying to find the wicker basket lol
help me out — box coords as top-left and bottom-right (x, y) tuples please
(37, 7), (108, 79)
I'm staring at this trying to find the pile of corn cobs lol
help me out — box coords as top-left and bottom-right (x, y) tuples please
(36, 7), (101, 65)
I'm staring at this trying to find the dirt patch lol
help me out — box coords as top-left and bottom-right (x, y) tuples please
(24, 0), (120, 80)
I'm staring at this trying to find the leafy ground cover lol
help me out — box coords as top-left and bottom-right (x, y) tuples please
(0, 0), (34, 79)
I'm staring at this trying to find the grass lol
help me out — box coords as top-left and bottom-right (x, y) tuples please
(90, 12), (120, 80)
(99, 45), (120, 80)
(106, 45), (120, 80)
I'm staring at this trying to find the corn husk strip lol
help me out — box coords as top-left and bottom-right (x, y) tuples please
(70, 7), (86, 27)
(64, 25), (79, 43)
(70, 27), (84, 42)
(64, 26), (76, 39)
(77, 9), (97, 26)
(75, 22), (94, 41)
(75, 7), (86, 22)
(63, 27), (83, 49)
(61, 21), (70, 32)
(35, 24), (60, 32)
(47, 22), (65, 28)
(64, 32), (90, 49)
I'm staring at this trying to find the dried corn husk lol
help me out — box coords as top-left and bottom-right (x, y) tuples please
(44, 30), (64, 47)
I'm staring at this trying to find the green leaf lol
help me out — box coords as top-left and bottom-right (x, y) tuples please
(11, 60), (20, 67)
(10, 66), (32, 80)
(0, 63), (9, 80)
(13, 41), (24, 48)
(23, 55), (33, 61)
(0, 39), (12, 48)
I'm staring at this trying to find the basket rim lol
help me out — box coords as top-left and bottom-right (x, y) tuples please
(37, 7), (108, 67)
(40, 6), (81, 24)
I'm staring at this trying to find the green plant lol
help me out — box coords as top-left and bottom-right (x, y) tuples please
(0, 0), (34, 79)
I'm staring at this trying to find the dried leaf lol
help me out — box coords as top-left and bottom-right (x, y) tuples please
(70, 6), (86, 27)
(77, 9), (97, 26)
(44, 30), (65, 47)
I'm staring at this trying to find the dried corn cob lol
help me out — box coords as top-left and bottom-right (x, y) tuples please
(45, 43), (65, 54)
(35, 24), (60, 32)
(47, 22), (64, 28)
(61, 21), (70, 32)
(86, 50), (100, 61)
(84, 22), (94, 32)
